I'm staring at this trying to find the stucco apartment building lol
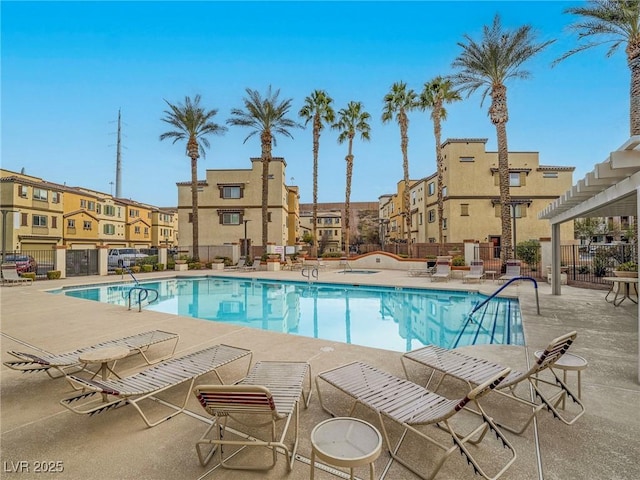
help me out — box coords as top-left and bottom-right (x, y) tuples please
(176, 158), (300, 254)
(299, 210), (343, 253)
(380, 138), (576, 250)
(0, 169), (177, 252)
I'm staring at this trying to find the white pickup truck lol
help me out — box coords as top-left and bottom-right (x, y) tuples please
(108, 248), (148, 268)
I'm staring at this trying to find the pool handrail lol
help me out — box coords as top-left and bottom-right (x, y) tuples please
(127, 286), (159, 312)
(123, 266), (140, 285)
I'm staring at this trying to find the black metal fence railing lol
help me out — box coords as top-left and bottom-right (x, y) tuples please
(1, 249), (57, 280)
(561, 243), (637, 287)
(66, 249), (99, 277)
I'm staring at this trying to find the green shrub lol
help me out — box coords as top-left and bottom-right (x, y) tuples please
(155, 263), (165, 271)
(21, 272), (36, 281)
(46, 270), (61, 280)
(130, 265), (141, 273)
(515, 239), (541, 267)
(322, 252), (343, 258)
(452, 255), (466, 266)
(578, 265), (590, 275)
(114, 268), (124, 275)
(167, 261), (175, 270)
(141, 264), (153, 273)
(188, 262), (202, 270)
(617, 261), (638, 272)
(137, 255), (158, 266)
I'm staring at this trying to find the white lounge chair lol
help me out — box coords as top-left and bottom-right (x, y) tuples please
(193, 360), (311, 471)
(430, 260), (451, 282)
(499, 260), (521, 283)
(1, 263), (33, 286)
(316, 361), (515, 480)
(60, 344), (252, 427)
(4, 330), (180, 379)
(401, 331), (585, 435)
(463, 259), (485, 283)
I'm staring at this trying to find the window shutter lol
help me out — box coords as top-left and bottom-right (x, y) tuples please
(521, 205), (527, 217)
(21, 213), (28, 226)
(520, 172), (526, 186)
(52, 216), (57, 228)
(240, 187), (244, 198)
(495, 205), (501, 217)
(218, 186), (224, 198)
(494, 174), (500, 186)
(188, 213), (193, 223)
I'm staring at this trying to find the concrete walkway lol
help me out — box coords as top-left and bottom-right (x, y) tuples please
(1, 268), (638, 479)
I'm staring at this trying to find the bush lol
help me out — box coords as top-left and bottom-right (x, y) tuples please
(578, 265), (590, 275)
(21, 272), (36, 281)
(188, 262), (202, 270)
(130, 266), (141, 273)
(137, 255), (158, 266)
(114, 268), (124, 275)
(321, 252), (343, 258)
(155, 263), (165, 271)
(167, 261), (175, 270)
(46, 270), (61, 280)
(452, 255), (466, 266)
(141, 264), (153, 273)
(515, 239), (541, 267)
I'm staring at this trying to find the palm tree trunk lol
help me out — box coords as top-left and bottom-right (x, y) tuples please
(400, 117), (412, 258)
(344, 139), (354, 254)
(628, 40), (640, 136)
(433, 102), (444, 245)
(313, 114), (321, 253)
(189, 155), (200, 262)
(260, 130), (272, 250)
(490, 84), (513, 263)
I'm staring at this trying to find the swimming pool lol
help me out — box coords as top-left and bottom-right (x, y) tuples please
(57, 277), (524, 352)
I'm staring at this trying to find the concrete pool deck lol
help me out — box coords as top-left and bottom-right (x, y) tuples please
(1, 268), (638, 479)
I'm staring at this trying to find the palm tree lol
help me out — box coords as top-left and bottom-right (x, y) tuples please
(418, 77), (461, 244)
(228, 86), (300, 249)
(160, 95), (227, 262)
(555, 0), (640, 135)
(382, 81), (417, 257)
(299, 90), (335, 254)
(450, 14), (554, 262)
(333, 101), (371, 254)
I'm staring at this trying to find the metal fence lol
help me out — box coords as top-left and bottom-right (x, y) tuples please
(560, 243), (637, 287)
(65, 249), (99, 277)
(1, 249), (56, 280)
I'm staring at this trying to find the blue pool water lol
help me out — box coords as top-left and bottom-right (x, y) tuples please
(56, 277), (524, 352)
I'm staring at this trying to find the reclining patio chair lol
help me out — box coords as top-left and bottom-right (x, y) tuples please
(316, 361), (515, 480)
(4, 329), (180, 379)
(430, 259), (451, 282)
(463, 260), (485, 283)
(498, 260), (521, 283)
(60, 344), (252, 427)
(193, 360), (311, 471)
(1, 263), (33, 286)
(401, 331), (584, 435)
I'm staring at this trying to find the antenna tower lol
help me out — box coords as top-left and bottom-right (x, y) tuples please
(115, 109), (122, 198)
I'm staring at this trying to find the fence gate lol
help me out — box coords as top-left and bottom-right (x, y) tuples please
(65, 249), (98, 277)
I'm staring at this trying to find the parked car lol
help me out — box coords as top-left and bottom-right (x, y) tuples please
(3, 254), (37, 274)
(107, 248), (148, 268)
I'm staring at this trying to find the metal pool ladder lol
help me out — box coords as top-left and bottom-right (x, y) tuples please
(301, 265), (318, 282)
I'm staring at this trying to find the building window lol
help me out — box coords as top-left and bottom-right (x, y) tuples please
(221, 186), (242, 199)
(442, 186), (447, 197)
(80, 199), (87, 208)
(428, 237), (436, 243)
(33, 188), (48, 201)
(411, 191), (416, 205)
(144, 227), (149, 235)
(96, 204), (101, 214)
(419, 212), (423, 225)
(443, 218), (447, 230)
(87, 201), (95, 211)
(461, 204), (469, 216)
(512, 204), (527, 218)
(543, 172), (558, 178)
(117, 207), (121, 218)
(18, 185), (28, 198)
(129, 209), (139, 217)
(33, 215), (47, 227)
(428, 210), (436, 223)
(103, 224), (115, 235)
(67, 219), (75, 228)
(51, 216), (57, 228)
(134, 226), (141, 234)
(459, 156), (475, 162)
(83, 221), (92, 230)
(509, 172), (521, 187)
(428, 182), (435, 196)
(51, 192), (61, 203)
(222, 213), (241, 225)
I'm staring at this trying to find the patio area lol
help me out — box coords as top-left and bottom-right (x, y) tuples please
(1, 268), (638, 479)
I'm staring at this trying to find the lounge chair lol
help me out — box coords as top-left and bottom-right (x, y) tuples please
(316, 361), (515, 480)
(283, 256), (302, 271)
(498, 260), (521, 283)
(60, 344), (252, 427)
(1, 263), (33, 286)
(4, 330), (180, 379)
(401, 331), (585, 435)
(408, 260), (434, 277)
(430, 260), (451, 282)
(193, 360), (311, 471)
(463, 259), (485, 283)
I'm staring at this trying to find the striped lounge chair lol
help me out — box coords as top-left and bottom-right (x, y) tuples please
(316, 361), (515, 480)
(60, 344), (252, 427)
(193, 360), (311, 471)
(4, 329), (180, 379)
(401, 331), (584, 435)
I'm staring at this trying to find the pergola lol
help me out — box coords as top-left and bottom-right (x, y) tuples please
(539, 136), (640, 381)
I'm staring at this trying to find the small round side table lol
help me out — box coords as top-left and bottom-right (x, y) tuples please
(310, 417), (382, 480)
(534, 350), (588, 407)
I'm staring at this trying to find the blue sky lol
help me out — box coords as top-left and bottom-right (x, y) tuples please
(1, 1), (628, 208)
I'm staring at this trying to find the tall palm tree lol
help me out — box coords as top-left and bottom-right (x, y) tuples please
(418, 77), (461, 244)
(160, 95), (227, 262)
(333, 101), (371, 254)
(228, 86), (299, 249)
(382, 81), (417, 257)
(555, 0), (640, 135)
(450, 14), (554, 262)
(299, 90), (335, 254)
